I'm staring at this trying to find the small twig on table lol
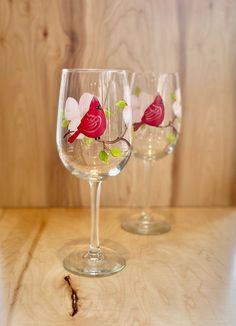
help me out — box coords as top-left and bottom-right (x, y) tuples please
(64, 275), (79, 317)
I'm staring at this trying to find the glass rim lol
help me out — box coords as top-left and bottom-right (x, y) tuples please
(62, 68), (128, 74)
(130, 71), (179, 76)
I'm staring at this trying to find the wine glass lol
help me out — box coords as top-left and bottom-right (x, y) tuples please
(121, 72), (182, 235)
(56, 69), (132, 276)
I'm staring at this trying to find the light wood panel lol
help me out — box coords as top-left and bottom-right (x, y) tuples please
(0, 0), (235, 207)
(1, 208), (236, 325)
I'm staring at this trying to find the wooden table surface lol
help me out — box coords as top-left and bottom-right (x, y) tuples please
(1, 208), (236, 326)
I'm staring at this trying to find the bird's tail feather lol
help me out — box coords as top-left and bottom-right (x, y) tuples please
(133, 122), (143, 131)
(68, 129), (81, 143)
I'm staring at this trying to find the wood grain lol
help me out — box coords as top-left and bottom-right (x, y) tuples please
(0, 0), (235, 207)
(1, 208), (236, 325)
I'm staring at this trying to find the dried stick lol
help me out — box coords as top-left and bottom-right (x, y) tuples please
(64, 275), (79, 317)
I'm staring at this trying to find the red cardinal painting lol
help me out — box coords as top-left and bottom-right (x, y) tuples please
(133, 94), (165, 131)
(68, 96), (106, 143)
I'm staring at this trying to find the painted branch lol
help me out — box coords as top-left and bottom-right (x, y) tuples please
(96, 125), (132, 149)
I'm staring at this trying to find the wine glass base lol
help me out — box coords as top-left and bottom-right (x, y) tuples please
(121, 214), (171, 235)
(63, 246), (126, 277)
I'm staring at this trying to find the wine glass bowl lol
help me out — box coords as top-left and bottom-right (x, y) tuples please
(56, 69), (132, 276)
(131, 72), (181, 160)
(57, 69), (132, 181)
(122, 72), (182, 235)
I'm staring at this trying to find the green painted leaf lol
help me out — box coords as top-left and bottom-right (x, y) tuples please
(105, 107), (112, 118)
(134, 86), (141, 96)
(62, 118), (70, 128)
(83, 137), (93, 146)
(110, 147), (122, 157)
(115, 99), (127, 110)
(99, 150), (109, 163)
(166, 132), (177, 145)
(141, 124), (146, 130)
(171, 93), (177, 102)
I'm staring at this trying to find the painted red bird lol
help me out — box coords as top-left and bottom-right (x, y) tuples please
(133, 94), (165, 131)
(68, 96), (106, 143)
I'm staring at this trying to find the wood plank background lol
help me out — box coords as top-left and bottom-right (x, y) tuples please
(0, 0), (235, 207)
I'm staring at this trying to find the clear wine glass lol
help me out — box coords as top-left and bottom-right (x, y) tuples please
(121, 72), (182, 235)
(57, 69), (132, 276)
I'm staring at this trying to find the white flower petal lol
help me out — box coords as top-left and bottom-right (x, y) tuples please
(69, 119), (84, 140)
(131, 95), (141, 123)
(172, 101), (182, 118)
(175, 88), (181, 103)
(78, 92), (94, 117)
(65, 93), (95, 140)
(139, 92), (151, 112)
(131, 91), (152, 123)
(123, 105), (132, 127)
(69, 118), (81, 131)
(65, 97), (80, 120)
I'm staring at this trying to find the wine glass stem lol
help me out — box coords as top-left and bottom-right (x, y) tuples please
(88, 180), (102, 259)
(142, 159), (153, 221)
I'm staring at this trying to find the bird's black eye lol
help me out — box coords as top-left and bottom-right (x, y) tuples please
(96, 104), (101, 110)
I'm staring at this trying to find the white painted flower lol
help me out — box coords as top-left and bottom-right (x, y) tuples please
(64, 93), (94, 139)
(176, 88), (181, 102)
(122, 105), (132, 127)
(172, 88), (182, 118)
